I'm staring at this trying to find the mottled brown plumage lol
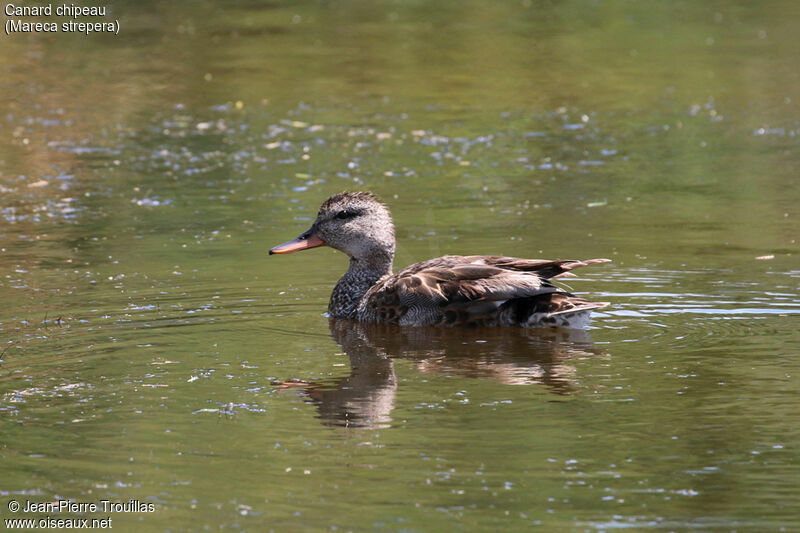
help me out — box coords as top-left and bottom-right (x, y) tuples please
(270, 192), (610, 328)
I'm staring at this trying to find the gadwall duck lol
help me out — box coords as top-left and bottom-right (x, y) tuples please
(270, 192), (609, 328)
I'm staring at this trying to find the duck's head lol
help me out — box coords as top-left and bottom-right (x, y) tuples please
(270, 192), (395, 268)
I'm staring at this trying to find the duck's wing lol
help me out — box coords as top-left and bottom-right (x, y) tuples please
(463, 256), (611, 279)
(361, 256), (609, 326)
(395, 263), (557, 305)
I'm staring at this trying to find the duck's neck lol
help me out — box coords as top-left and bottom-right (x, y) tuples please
(329, 253), (393, 319)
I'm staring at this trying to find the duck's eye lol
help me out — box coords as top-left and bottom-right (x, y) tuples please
(335, 210), (358, 220)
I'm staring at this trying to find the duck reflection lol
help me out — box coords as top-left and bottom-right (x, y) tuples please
(282, 319), (602, 428)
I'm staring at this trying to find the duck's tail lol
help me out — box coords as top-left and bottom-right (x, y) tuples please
(501, 292), (608, 329)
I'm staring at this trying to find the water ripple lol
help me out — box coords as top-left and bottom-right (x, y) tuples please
(592, 268), (800, 348)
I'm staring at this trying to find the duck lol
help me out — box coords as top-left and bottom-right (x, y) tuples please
(270, 192), (610, 328)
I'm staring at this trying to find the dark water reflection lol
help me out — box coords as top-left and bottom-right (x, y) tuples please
(287, 319), (602, 428)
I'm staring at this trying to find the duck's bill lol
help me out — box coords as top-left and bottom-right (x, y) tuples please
(269, 230), (326, 255)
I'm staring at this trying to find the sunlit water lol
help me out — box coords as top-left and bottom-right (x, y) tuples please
(1, 1), (799, 531)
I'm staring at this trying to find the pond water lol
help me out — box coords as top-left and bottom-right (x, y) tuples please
(1, 1), (799, 531)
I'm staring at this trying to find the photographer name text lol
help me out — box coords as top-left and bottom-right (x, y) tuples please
(17, 499), (154, 514)
(8, 498), (154, 514)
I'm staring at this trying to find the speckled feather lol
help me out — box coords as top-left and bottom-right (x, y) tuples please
(355, 256), (609, 327)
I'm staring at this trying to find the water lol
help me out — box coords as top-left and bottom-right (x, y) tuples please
(1, 1), (799, 531)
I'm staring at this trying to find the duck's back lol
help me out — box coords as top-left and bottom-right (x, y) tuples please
(356, 255), (609, 328)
